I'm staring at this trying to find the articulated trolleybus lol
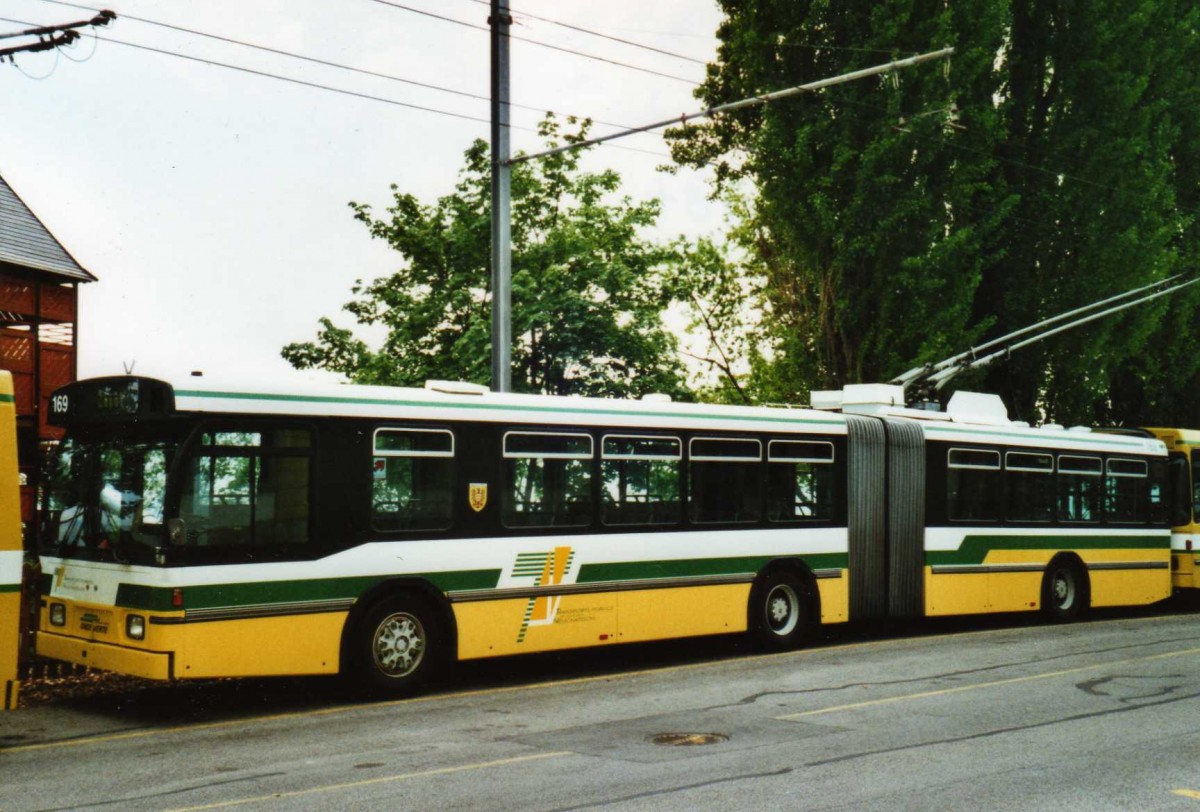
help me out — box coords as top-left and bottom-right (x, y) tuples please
(36, 376), (1171, 693)
(1140, 428), (1200, 591)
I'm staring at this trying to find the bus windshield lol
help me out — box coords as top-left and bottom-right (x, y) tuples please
(42, 433), (181, 562)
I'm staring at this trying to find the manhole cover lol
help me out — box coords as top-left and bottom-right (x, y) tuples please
(648, 732), (729, 747)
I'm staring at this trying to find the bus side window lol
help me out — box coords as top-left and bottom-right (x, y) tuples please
(689, 437), (761, 524)
(1192, 450), (1200, 524)
(502, 432), (593, 528)
(1057, 455), (1101, 523)
(1104, 458), (1148, 524)
(372, 428), (454, 532)
(600, 435), (681, 526)
(766, 439), (835, 522)
(1168, 454), (1191, 526)
(947, 448), (1000, 522)
(1148, 457), (1169, 526)
(178, 428), (312, 548)
(1006, 451), (1053, 522)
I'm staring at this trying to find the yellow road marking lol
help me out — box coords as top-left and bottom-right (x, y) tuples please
(164, 751), (572, 811)
(3, 612), (1189, 755)
(1175, 789), (1200, 800)
(778, 645), (1200, 720)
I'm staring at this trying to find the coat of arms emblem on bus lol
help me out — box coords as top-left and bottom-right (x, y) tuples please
(513, 546), (575, 643)
(468, 483), (488, 512)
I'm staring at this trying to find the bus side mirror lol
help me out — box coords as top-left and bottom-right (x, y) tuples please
(167, 518), (186, 546)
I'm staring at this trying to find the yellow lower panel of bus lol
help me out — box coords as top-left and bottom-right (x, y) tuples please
(1173, 552), (1198, 590)
(39, 611), (348, 680)
(456, 576), (846, 660)
(925, 568), (989, 616)
(454, 593), (618, 659)
(1089, 568), (1170, 608)
(1081, 549), (1170, 607)
(2, 592), (20, 709)
(37, 630), (173, 680)
(926, 547), (1171, 616)
(816, 573), (849, 624)
(175, 613), (347, 678)
(616, 584), (750, 645)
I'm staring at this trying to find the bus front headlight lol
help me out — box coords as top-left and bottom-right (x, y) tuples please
(49, 603), (66, 626)
(126, 614), (146, 640)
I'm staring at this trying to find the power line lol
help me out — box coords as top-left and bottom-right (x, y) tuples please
(460, 0), (707, 65)
(365, 0), (698, 84)
(476, 4), (904, 60)
(0, 14), (673, 162)
(0, 7), (111, 62)
(0, 14), (496, 126)
(0, 6), (110, 40)
(0, 27), (75, 58)
(34, 0), (661, 143)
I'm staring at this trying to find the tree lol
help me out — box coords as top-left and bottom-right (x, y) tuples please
(669, 0), (1010, 403)
(1095, 0), (1200, 427)
(283, 118), (695, 399)
(975, 0), (1193, 425)
(671, 1), (1200, 427)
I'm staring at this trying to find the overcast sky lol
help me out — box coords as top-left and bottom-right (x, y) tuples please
(0, 0), (724, 383)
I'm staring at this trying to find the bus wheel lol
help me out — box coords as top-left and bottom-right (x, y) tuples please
(750, 571), (808, 650)
(351, 595), (442, 695)
(1041, 560), (1088, 622)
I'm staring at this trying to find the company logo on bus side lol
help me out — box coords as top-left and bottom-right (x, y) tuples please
(513, 546), (575, 643)
(469, 483), (488, 512)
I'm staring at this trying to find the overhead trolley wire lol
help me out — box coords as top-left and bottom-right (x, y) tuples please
(458, 0), (707, 65)
(1, 14), (495, 126)
(37, 0), (502, 103)
(33, 0), (675, 149)
(364, 0), (698, 84)
(3, 13), (676, 162)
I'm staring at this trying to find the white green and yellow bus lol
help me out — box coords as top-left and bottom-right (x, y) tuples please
(0, 371), (23, 710)
(35, 376), (1172, 694)
(1139, 428), (1200, 591)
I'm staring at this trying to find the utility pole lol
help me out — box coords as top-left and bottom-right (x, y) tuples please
(488, 0), (512, 393)
(0, 10), (115, 62)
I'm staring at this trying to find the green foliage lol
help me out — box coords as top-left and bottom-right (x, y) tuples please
(980, 0), (1194, 425)
(283, 118), (695, 399)
(670, 0), (1008, 402)
(672, 0), (1200, 426)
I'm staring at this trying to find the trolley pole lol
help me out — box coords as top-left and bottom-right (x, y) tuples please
(489, 0), (513, 393)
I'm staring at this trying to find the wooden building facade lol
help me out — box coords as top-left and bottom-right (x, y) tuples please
(0, 173), (96, 539)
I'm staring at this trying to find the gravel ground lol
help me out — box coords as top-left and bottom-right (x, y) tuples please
(16, 668), (160, 707)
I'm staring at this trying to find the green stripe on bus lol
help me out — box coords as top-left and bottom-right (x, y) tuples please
(578, 553), (848, 583)
(174, 389), (845, 427)
(925, 534), (1169, 567)
(114, 569), (502, 611)
(0, 584), (20, 593)
(0, 393), (14, 404)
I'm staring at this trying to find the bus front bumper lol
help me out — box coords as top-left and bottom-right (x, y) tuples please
(36, 631), (174, 680)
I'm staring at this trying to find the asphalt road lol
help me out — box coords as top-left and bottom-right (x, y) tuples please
(3, 605), (1200, 811)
